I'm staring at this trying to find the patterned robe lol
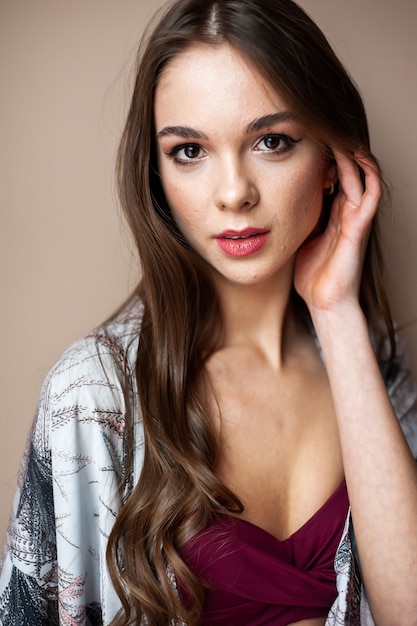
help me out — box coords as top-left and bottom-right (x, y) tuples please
(1, 298), (417, 625)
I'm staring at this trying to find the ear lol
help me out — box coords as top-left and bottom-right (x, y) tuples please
(323, 161), (338, 194)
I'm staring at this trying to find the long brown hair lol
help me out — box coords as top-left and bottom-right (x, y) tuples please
(107, 1), (394, 623)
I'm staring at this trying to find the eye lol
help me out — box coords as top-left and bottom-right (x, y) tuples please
(167, 143), (206, 164)
(255, 134), (300, 154)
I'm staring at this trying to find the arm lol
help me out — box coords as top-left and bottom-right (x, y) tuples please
(0, 419), (59, 625)
(1, 322), (140, 626)
(295, 151), (417, 626)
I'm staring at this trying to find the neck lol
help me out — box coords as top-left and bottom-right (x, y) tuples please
(213, 270), (307, 369)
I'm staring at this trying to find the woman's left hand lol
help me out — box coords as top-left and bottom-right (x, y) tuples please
(294, 149), (382, 315)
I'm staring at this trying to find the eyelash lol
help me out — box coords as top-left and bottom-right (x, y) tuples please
(254, 134), (301, 153)
(166, 133), (301, 166)
(167, 143), (205, 165)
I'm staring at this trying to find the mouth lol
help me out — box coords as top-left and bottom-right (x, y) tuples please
(215, 228), (270, 257)
(216, 227), (269, 239)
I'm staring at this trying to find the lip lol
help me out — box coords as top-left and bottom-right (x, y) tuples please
(215, 228), (270, 257)
(216, 227), (269, 238)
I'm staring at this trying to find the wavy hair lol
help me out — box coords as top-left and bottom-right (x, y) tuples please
(107, 1), (395, 623)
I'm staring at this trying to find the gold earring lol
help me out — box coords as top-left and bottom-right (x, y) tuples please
(324, 182), (335, 195)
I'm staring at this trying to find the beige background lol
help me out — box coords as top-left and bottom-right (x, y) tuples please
(1, 1), (416, 541)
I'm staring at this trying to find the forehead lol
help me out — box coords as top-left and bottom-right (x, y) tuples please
(154, 43), (289, 127)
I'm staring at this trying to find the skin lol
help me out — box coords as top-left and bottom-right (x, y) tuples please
(155, 43), (417, 625)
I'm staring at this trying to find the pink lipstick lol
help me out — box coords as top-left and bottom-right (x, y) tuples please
(215, 228), (269, 257)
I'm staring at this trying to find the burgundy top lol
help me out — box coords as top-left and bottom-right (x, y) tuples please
(180, 481), (349, 625)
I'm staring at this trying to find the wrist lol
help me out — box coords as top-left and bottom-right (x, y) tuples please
(310, 303), (369, 355)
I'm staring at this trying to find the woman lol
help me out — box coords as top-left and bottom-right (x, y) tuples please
(1, 0), (417, 624)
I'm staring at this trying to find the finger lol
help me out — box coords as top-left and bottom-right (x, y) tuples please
(333, 148), (382, 223)
(332, 148), (364, 207)
(354, 151), (383, 208)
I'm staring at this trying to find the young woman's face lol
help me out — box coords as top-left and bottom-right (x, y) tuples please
(155, 43), (333, 290)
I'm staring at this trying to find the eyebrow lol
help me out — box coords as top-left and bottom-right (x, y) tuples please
(246, 112), (296, 134)
(157, 126), (208, 139)
(156, 111), (296, 140)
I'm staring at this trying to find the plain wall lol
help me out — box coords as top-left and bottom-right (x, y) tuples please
(1, 0), (416, 541)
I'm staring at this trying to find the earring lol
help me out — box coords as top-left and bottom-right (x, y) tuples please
(324, 182), (335, 195)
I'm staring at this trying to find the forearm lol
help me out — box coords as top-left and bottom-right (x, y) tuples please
(312, 304), (417, 625)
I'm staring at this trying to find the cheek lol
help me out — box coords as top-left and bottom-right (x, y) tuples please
(270, 161), (325, 249)
(162, 178), (205, 237)
(286, 160), (325, 219)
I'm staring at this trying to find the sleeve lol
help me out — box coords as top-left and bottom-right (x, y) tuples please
(0, 368), (60, 625)
(0, 319), (142, 626)
(383, 331), (417, 458)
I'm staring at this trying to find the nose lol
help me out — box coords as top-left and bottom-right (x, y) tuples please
(214, 158), (259, 212)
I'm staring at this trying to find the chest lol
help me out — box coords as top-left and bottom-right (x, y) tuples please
(206, 346), (344, 540)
